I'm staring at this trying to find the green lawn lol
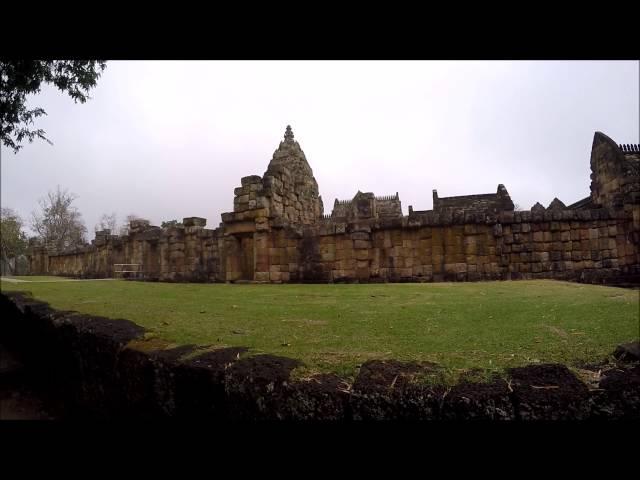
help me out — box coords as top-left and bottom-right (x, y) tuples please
(1, 279), (638, 380)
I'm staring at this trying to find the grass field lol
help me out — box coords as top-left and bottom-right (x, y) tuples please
(1, 278), (638, 380)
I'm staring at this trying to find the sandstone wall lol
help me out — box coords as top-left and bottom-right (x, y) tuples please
(291, 208), (639, 284)
(42, 217), (226, 283)
(26, 129), (640, 286)
(29, 207), (639, 286)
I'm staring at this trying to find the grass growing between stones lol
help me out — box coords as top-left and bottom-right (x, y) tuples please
(1, 279), (638, 381)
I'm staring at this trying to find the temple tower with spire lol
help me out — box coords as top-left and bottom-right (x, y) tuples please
(262, 125), (324, 224)
(220, 125), (324, 281)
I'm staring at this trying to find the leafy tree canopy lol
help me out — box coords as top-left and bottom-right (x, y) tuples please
(31, 186), (87, 251)
(0, 60), (107, 153)
(95, 212), (118, 233)
(1, 208), (28, 274)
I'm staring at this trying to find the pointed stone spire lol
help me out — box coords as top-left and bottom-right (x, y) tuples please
(531, 202), (546, 213)
(548, 197), (567, 210)
(284, 125), (294, 143)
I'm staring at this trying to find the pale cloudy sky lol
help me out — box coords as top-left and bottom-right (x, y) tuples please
(2, 60), (638, 238)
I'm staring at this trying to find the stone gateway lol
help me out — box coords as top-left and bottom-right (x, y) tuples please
(28, 128), (640, 285)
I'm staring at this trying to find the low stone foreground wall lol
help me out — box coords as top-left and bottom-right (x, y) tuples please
(1, 291), (638, 420)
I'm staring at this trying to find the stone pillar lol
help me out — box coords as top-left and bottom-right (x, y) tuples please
(224, 235), (242, 282)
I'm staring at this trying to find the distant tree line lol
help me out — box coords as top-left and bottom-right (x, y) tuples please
(1, 185), (158, 275)
(2, 186), (89, 274)
(1, 208), (28, 275)
(30, 186), (88, 251)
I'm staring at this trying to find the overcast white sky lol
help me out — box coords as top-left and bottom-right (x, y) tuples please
(2, 61), (638, 237)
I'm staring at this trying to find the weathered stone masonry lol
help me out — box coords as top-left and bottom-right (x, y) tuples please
(28, 129), (640, 284)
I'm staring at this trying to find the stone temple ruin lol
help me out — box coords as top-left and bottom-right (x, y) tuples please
(28, 128), (640, 284)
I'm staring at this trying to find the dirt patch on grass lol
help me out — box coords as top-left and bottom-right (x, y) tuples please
(545, 325), (569, 339)
(281, 318), (328, 326)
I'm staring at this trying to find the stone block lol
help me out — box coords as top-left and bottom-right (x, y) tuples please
(464, 224), (477, 235)
(399, 267), (413, 277)
(270, 271), (282, 282)
(356, 266), (370, 279)
(241, 175), (262, 187)
(321, 252), (335, 262)
(419, 227), (432, 239)
(351, 232), (370, 241)
(355, 250), (369, 261)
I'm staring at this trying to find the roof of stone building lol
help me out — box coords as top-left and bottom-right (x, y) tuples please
(547, 198), (567, 210)
(433, 184), (514, 213)
(566, 196), (594, 210)
(616, 143), (640, 177)
(593, 132), (640, 175)
(331, 191), (401, 218)
(618, 143), (640, 155)
(331, 198), (352, 218)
